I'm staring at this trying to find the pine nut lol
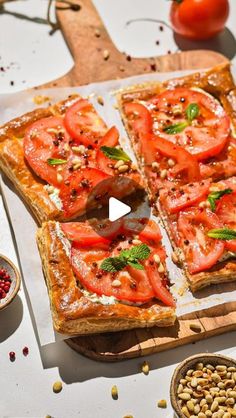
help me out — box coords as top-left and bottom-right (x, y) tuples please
(114, 160), (125, 169)
(153, 254), (160, 264)
(160, 169), (168, 179)
(118, 164), (129, 173)
(112, 279), (121, 287)
(151, 161), (159, 172)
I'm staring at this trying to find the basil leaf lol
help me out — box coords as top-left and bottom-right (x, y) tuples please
(47, 158), (67, 165)
(207, 228), (236, 241)
(100, 257), (126, 272)
(127, 260), (144, 270)
(100, 146), (131, 162)
(186, 103), (199, 122)
(129, 243), (151, 260)
(101, 244), (151, 272)
(207, 188), (233, 212)
(163, 122), (188, 135)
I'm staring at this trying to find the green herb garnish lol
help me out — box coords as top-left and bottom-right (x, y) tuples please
(163, 122), (188, 134)
(207, 228), (236, 241)
(100, 243), (151, 272)
(207, 188), (233, 212)
(163, 102), (200, 135)
(186, 103), (199, 122)
(100, 146), (131, 162)
(47, 158), (67, 165)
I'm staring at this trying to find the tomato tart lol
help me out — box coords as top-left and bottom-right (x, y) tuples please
(119, 63), (236, 196)
(159, 177), (236, 291)
(36, 218), (176, 334)
(0, 95), (140, 224)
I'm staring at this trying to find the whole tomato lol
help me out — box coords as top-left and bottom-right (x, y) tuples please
(170, 0), (229, 41)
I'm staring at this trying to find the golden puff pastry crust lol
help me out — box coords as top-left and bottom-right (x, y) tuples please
(0, 95), (84, 225)
(157, 203), (236, 293)
(36, 221), (176, 335)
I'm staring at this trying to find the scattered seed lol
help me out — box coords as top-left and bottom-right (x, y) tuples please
(53, 381), (62, 393)
(111, 385), (118, 400)
(112, 279), (121, 288)
(95, 28), (101, 37)
(118, 164), (129, 173)
(141, 361), (150, 375)
(157, 399), (167, 408)
(103, 49), (110, 60)
(97, 96), (104, 106)
(189, 323), (202, 333)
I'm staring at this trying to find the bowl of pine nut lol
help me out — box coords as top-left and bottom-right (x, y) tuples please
(170, 353), (236, 418)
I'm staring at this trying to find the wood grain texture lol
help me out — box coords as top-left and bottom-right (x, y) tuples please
(41, 0), (228, 88)
(41, 0), (235, 361)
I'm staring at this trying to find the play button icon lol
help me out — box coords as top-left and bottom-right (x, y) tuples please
(109, 197), (131, 222)
(85, 175), (151, 237)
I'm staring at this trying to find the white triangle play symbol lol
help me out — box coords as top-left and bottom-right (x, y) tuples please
(109, 197), (131, 222)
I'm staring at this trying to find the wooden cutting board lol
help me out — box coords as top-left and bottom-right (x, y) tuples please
(42, 0), (235, 361)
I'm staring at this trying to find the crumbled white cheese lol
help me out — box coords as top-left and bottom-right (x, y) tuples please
(80, 288), (119, 305)
(44, 185), (62, 210)
(55, 222), (71, 257)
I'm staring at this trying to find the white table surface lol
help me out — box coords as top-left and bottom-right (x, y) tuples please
(0, 1), (236, 418)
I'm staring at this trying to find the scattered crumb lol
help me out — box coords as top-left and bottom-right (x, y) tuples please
(119, 65), (125, 72)
(33, 95), (52, 105)
(10, 81), (14, 86)
(126, 55), (132, 62)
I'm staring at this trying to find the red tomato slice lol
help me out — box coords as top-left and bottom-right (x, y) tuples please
(145, 254), (175, 307)
(71, 245), (155, 302)
(177, 208), (225, 274)
(123, 218), (162, 243)
(147, 133), (201, 183)
(160, 180), (210, 214)
(216, 192), (236, 252)
(148, 88), (230, 161)
(123, 102), (152, 135)
(61, 222), (109, 247)
(59, 168), (110, 218)
(96, 126), (119, 175)
(24, 116), (71, 187)
(64, 99), (107, 146)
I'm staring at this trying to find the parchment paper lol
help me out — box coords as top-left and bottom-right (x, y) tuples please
(1, 68), (236, 346)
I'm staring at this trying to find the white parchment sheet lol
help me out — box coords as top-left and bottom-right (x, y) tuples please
(1, 68), (236, 345)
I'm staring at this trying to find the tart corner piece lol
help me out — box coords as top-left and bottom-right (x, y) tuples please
(36, 220), (176, 336)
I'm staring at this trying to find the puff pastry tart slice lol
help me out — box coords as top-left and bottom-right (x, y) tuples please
(118, 63), (236, 198)
(36, 217), (176, 335)
(0, 95), (140, 224)
(158, 176), (236, 292)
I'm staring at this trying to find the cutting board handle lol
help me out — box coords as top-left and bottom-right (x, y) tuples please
(53, 0), (228, 87)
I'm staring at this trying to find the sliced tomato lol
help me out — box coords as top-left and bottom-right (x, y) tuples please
(160, 180), (210, 214)
(59, 168), (110, 218)
(146, 133), (201, 183)
(24, 116), (71, 187)
(145, 255), (175, 307)
(64, 99), (107, 146)
(61, 222), (110, 247)
(216, 191), (236, 252)
(177, 208), (225, 274)
(71, 245), (155, 303)
(96, 126), (119, 175)
(148, 87), (230, 161)
(123, 218), (162, 242)
(123, 102), (153, 135)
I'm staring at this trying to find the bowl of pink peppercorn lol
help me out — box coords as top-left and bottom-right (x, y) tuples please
(0, 254), (21, 310)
